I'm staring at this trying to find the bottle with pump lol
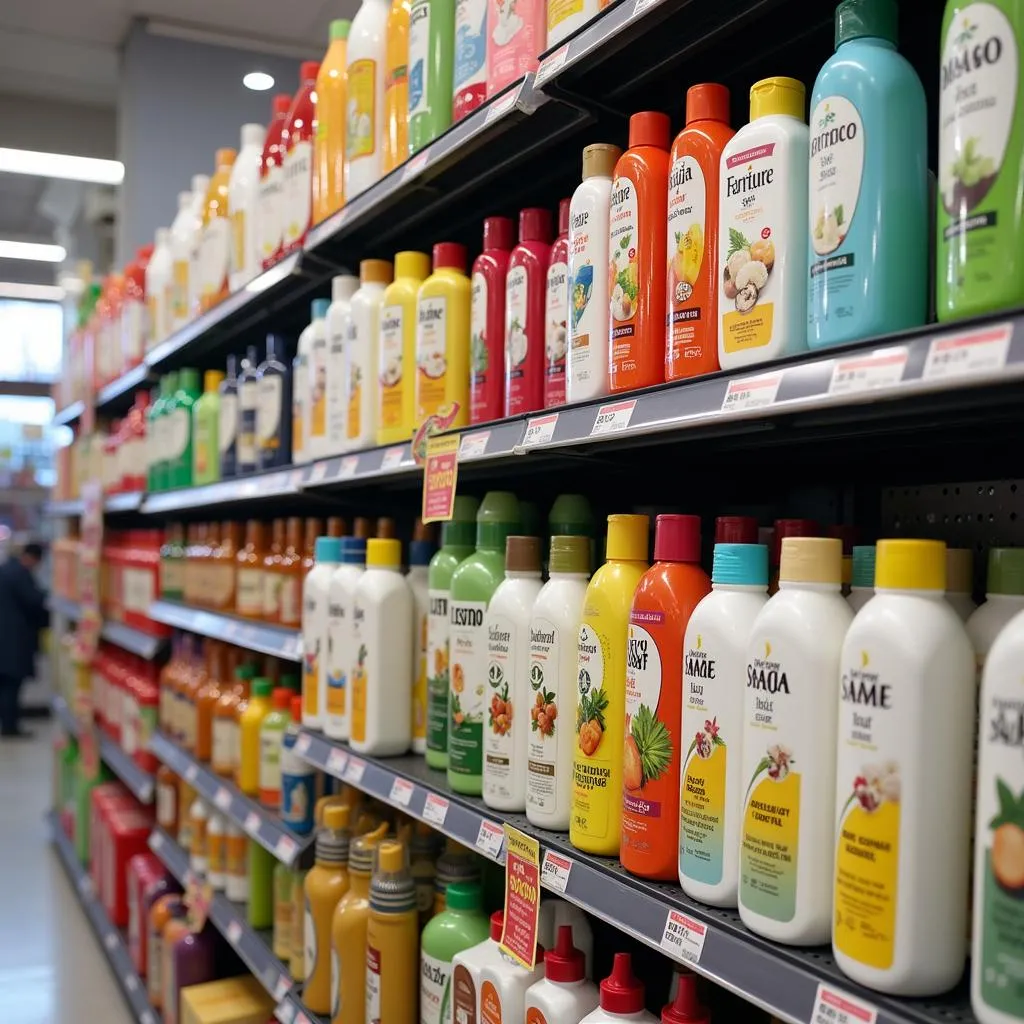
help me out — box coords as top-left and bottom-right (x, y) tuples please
(314, 22), (351, 225)
(470, 216), (514, 424)
(666, 84), (734, 380)
(408, 0), (455, 155)
(303, 537), (343, 729)
(346, 259), (394, 451)
(581, 953), (659, 1024)
(525, 924), (600, 1024)
(228, 123), (267, 292)
(258, 94), (292, 271)
(257, 333), (293, 470)
(452, 0), (487, 121)
(383, 0), (410, 174)
(281, 62), (321, 255)
(167, 369), (201, 489)
(192, 370), (223, 486)
(237, 345), (261, 475)
(326, 274), (360, 455)
(967, 549), (1024, 670)
(218, 355), (239, 479)
(147, 227), (172, 350)
(408, 529), (437, 754)
(325, 535), (368, 740)
(848, 545), (876, 613)
(544, 198), (571, 408)
(346, 0), (390, 198)
(198, 148), (236, 313)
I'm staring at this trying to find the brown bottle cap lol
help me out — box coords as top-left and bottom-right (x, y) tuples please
(582, 143), (622, 180)
(360, 259), (393, 285)
(327, 516), (347, 538)
(353, 517), (372, 539)
(285, 517), (302, 548)
(376, 517), (396, 539)
(413, 518), (435, 543)
(505, 535), (541, 573)
(304, 518), (323, 550)
(270, 519), (285, 545)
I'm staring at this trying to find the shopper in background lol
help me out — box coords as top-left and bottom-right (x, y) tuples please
(0, 541), (49, 738)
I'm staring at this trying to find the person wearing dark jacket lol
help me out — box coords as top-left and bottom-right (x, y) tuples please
(0, 542), (49, 737)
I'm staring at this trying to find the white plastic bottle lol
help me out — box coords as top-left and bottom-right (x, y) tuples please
(169, 181), (207, 331)
(344, 0), (390, 199)
(478, 938), (544, 1022)
(325, 274), (359, 457)
(306, 298), (330, 460)
(408, 535), (435, 755)
(349, 538), (413, 755)
(146, 227), (172, 351)
(834, 539), (974, 995)
(483, 536), (543, 811)
(967, 550), (1024, 670)
(344, 259), (392, 451)
(301, 536), (341, 730)
(325, 536), (367, 741)
(293, 302), (321, 465)
(946, 547), (978, 622)
(525, 926), (599, 1024)
(581, 953), (658, 1024)
(680, 542), (769, 907)
(567, 143), (621, 404)
(847, 545), (876, 614)
(718, 76), (809, 370)
(526, 536), (591, 829)
(186, 173), (212, 321)
(738, 537), (852, 945)
(451, 911), (506, 1024)
(228, 123), (267, 292)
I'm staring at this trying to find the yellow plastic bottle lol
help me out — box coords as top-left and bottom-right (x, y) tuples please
(378, 250), (431, 445)
(238, 677), (273, 796)
(383, 0), (410, 174)
(199, 148), (236, 313)
(570, 514), (650, 855)
(414, 241), (471, 429)
(331, 823), (389, 1024)
(304, 805), (352, 1015)
(290, 867), (307, 981)
(313, 20), (351, 225)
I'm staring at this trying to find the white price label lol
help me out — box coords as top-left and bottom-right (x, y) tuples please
(214, 787), (232, 811)
(295, 733), (311, 756)
(142, 1012), (157, 1024)
(923, 323), (1012, 381)
(459, 431), (490, 459)
(659, 909), (708, 963)
(540, 850), (573, 893)
(273, 974), (293, 1001)
(149, 830), (164, 851)
(536, 43), (569, 87)
(721, 372), (783, 412)
(485, 87), (519, 125)
(344, 757), (366, 784)
(591, 399), (637, 436)
(423, 793), (449, 826)
(381, 446), (406, 470)
(126, 973), (139, 992)
(276, 835), (298, 862)
(521, 413), (558, 448)
(79, 875), (95, 898)
(308, 461), (328, 483)
(227, 920), (242, 945)
(402, 149), (430, 182)
(326, 747), (348, 774)
(828, 347), (908, 396)
(276, 1001), (296, 1024)
(184, 763), (198, 783)
(244, 811), (261, 837)
(811, 984), (877, 1024)
(338, 455), (359, 479)
(475, 820), (505, 859)
(104, 932), (118, 951)
(289, 468), (305, 488)
(389, 777), (415, 807)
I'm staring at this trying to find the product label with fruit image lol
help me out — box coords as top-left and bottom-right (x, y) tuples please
(449, 599), (488, 777)
(667, 155), (707, 360)
(572, 622), (614, 841)
(526, 618), (562, 815)
(484, 612), (517, 800)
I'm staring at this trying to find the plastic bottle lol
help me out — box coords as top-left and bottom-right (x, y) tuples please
(566, 144), (620, 404)
(346, 259), (393, 450)
(769, 518), (820, 594)
(581, 953), (658, 1024)
(608, 112), (670, 393)
(379, 250), (431, 445)
(314, 22), (351, 225)
(718, 77), (809, 370)
(847, 544), (876, 613)
(229, 123), (267, 292)
(304, 299), (330, 460)
(302, 536), (343, 729)
(433, 839), (482, 914)
(257, 333), (293, 469)
(188, 795), (210, 873)
(248, 843), (275, 929)
(544, 198), (571, 408)
(665, 84), (734, 380)
(480, 934), (545, 1022)
(661, 971), (710, 1024)
(416, 241), (471, 427)
(281, 694), (315, 834)
(325, 536), (368, 740)
(525, 924), (600, 1024)
(326, 274), (360, 456)
(679, 543), (769, 906)
(469, 216), (514, 424)
(947, 547), (978, 621)
(448, 492), (521, 794)
(281, 62), (321, 255)
(938, 0), (1024, 321)
(968, 549), (1024, 671)
(409, 531), (437, 754)
(191, 370), (223, 486)
(366, 840), (419, 1024)
(237, 344), (261, 475)
(408, 0), (454, 154)
(452, 910), (506, 1023)
(236, 520), (268, 619)
(197, 148), (236, 313)
(258, 94), (292, 271)
(505, 209), (552, 416)
(239, 678), (273, 796)
(621, 515), (711, 880)
(166, 369), (201, 489)
(739, 537), (852, 944)
(279, 517), (306, 628)
(346, 0), (390, 198)
(275, 861), (298, 959)
(571, 514), (650, 855)
(258, 687), (292, 809)
(122, 245), (152, 370)
(453, 0), (488, 121)
(218, 355), (240, 479)
(548, 494), (595, 569)
(205, 811), (226, 890)
(147, 227), (172, 349)
(383, 0), (410, 174)
(486, 0), (544, 98)
(148, 375), (169, 492)
(171, 176), (209, 330)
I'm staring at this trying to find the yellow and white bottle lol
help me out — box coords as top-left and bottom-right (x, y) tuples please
(344, 259), (393, 451)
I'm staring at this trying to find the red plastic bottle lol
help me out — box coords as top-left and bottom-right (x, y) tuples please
(544, 197), (571, 409)
(258, 94), (293, 271)
(122, 244), (153, 372)
(504, 207), (552, 416)
(662, 970), (711, 1024)
(469, 216), (515, 424)
(280, 62), (320, 257)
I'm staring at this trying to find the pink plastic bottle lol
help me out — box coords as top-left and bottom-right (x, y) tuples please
(486, 0), (545, 99)
(504, 207), (551, 416)
(470, 215), (515, 425)
(544, 197), (570, 409)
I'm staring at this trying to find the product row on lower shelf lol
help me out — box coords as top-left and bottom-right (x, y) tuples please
(50, 594), (169, 661)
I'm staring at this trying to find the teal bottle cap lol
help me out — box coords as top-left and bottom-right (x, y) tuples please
(442, 495), (480, 549)
(311, 297), (330, 320)
(549, 494), (594, 536)
(851, 545), (876, 588)
(477, 491), (520, 551)
(836, 0), (897, 47)
(446, 882), (483, 910)
(988, 548), (1024, 596)
(712, 543), (768, 586)
(314, 536), (342, 563)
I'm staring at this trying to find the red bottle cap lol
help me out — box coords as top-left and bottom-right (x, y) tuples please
(272, 687), (290, 709)
(686, 83), (730, 126)
(300, 61), (320, 83)
(544, 925), (585, 983)
(828, 524), (859, 555)
(772, 518), (819, 566)
(628, 111), (671, 150)
(654, 514), (701, 563)
(600, 953), (645, 1014)
(272, 94), (292, 116)
(137, 244), (154, 261)
(482, 215), (515, 252)
(715, 515), (758, 545)
(291, 695), (303, 721)
(662, 971), (711, 1024)
(433, 242), (467, 272)
(518, 207), (552, 244)
(557, 197), (571, 237)
(489, 910), (503, 942)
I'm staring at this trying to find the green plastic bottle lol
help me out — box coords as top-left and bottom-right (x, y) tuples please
(259, 686), (293, 810)
(420, 882), (491, 1024)
(149, 374), (177, 492)
(407, 0), (455, 155)
(248, 840), (275, 929)
(145, 384), (164, 492)
(938, 0), (1024, 320)
(549, 494), (595, 571)
(426, 495), (479, 770)
(192, 369), (224, 485)
(166, 368), (201, 489)
(447, 492), (520, 794)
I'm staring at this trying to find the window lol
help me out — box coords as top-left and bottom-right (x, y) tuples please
(0, 299), (64, 381)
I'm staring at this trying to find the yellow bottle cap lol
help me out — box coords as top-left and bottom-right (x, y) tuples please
(749, 77), (806, 122)
(605, 514), (650, 562)
(946, 547), (973, 593)
(360, 258), (393, 285)
(367, 537), (402, 567)
(322, 804), (351, 830)
(204, 369), (225, 393)
(377, 839), (406, 873)
(875, 539), (946, 591)
(215, 147), (237, 169)
(778, 537), (842, 585)
(394, 250), (431, 280)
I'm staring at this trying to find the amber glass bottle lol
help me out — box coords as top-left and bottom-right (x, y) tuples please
(236, 520), (267, 618)
(195, 641), (226, 762)
(279, 518), (304, 628)
(263, 519), (286, 623)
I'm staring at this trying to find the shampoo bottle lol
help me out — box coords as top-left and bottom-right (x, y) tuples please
(346, 0), (391, 198)
(470, 216), (515, 424)
(228, 123), (266, 291)
(302, 537), (343, 729)
(967, 549), (1024, 669)
(409, 0), (455, 155)
(325, 536), (368, 740)
(453, 0), (487, 121)
(314, 22), (351, 225)
(281, 61), (321, 256)
(258, 94), (292, 271)
(346, 259), (394, 451)
(383, 0), (410, 174)
(544, 197), (571, 408)
(256, 333), (293, 470)
(236, 345), (260, 475)
(217, 358), (238, 480)
(198, 149), (236, 313)
(847, 544), (876, 613)
(326, 274), (360, 456)
(306, 299), (331, 460)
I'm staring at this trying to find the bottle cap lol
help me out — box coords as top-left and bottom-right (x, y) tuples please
(376, 839), (406, 873)
(654, 514), (701, 563)
(215, 148), (237, 169)
(311, 297), (330, 320)
(482, 215), (516, 251)
(446, 882), (483, 910)
(946, 547), (973, 594)
(771, 519), (819, 567)
(875, 539), (946, 591)
(349, 822), (389, 872)
(203, 370), (225, 392)
(178, 368), (200, 392)
(519, 501), (541, 539)
(505, 535), (541, 573)
(272, 687), (291, 710)
(988, 548), (1024, 596)
(549, 535), (590, 575)
(712, 543), (768, 587)
(581, 143), (622, 180)
(836, 0), (897, 47)
(253, 677), (272, 697)
(556, 198), (571, 237)
(341, 536), (367, 564)
(544, 924), (586, 983)
(395, 250), (431, 279)
(331, 274), (359, 303)
(317, 804), (351, 864)
(329, 18), (351, 40)
(367, 537), (401, 568)
(779, 537), (842, 586)
(715, 516), (758, 545)
(489, 910), (504, 942)
(686, 83), (730, 125)
(601, 953), (645, 1014)
(432, 242), (467, 271)
(314, 536), (342, 563)
(549, 494), (594, 537)
(628, 111), (671, 150)
(477, 492), (520, 552)
(236, 663), (255, 681)
(241, 123), (266, 149)
(271, 94), (291, 116)
(265, 333), (288, 361)
(750, 77), (806, 122)
(851, 545), (876, 588)
(291, 694), (303, 721)
(376, 517), (397, 539)
(518, 207), (552, 244)
(327, 516), (347, 538)
(662, 970), (711, 1024)
(606, 514), (649, 561)
(409, 539), (436, 566)
(300, 61), (320, 82)
(360, 258), (393, 284)
(353, 516), (373, 539)
(443, 496), (479, 549)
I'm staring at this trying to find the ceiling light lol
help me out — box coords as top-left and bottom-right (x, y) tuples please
(0, 148), (124, 185)
(243, 72), (275, 91)
(0, 282), (65, 301)
(0, 240), (67, 263)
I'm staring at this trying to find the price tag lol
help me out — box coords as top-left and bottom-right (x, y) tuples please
(244, 811), (261, 836)
(458, 431), (490, 459)
(810, 984), (877, 1024)
(828, 347), (908, 396)
(485, 87), (519, 125)
(659, 909), (708, 964)
(923, 322), (1012, 381)
(104, 931), (118, 951)
(591, 399), (637, 436)
(536, 43), (569, 87)
(227, 920), (242, 946)
(327, 747), (348, 774)
(149, 830), (164, 851)
(295, 733), (311, 756)
(126, 973), (139, 992)
(338, 455), (359, 480)
(633, 0), (662, 15)
(500, 826), (541, 969)
(79, 875), (95, 898)
(308, 461), (328, 483)
(475, 819), (505, 859)
(184, 763), (198, 783)
(423, 793), (449, 826)
(273, 974), (293, 1001)
(276, 835), (298, 863)
(289, 467), (306, 488)
(276, 1000), (296, 1024)
(214, 787), (232, 812)
(402, 148), (431, 182)
(521, 413), (558, 448)
(344, 757), (366, 784)
(381, 446), (406, 471)
(422, 433), (460, 524)
(540, 850), (572, 893)
(721, 372), (783, 412)
(389, 777), (415, 807)
(142, 1011), (157, 1024)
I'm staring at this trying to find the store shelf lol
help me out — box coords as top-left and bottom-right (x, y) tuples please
(53, 399), (85, 427)
(104, 490), (146, 513)
(148, 600), (302, 661)
(149, 731), (314, 867)
(50, 594), (82, 619)
(49, 811), (159, 1024)
(47, 597), (168, 659)
(141, 465), (308, 515)
(45, 498), (85, 516)
(97, 362), (151, 412)
(296, 730), (976, 1024)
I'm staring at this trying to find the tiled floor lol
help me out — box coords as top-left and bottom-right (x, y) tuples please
(0, 723), (134, 1024)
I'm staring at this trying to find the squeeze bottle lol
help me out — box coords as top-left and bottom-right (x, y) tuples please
(408, 531), (438, 754)
(470, 216), (515, 424)
(524, 924), (599, 1024)
(326, 274), (360, 455)
(325, 536), (368, 740)
(453, 0), (487, 121)
(218, 355), (239, 479)
(307, 299), (331, 459)
(383, 0), (410, 174)
(146, 227), (172, 350)
(168, 189), (197, 331)
(479, 936), (544, 1022)
(281, 61), (321, 256)
(199, 148), (236, 313)
(238, 677), (273, 796)
(346, 0), (390, 198)
(346, 259), (394, 450)
(191, 370), (223, 486)
(662, 970), (711, 1024)
(451, 910), (505, 1023)
(228, 123), (266, 292)
(258, 686), (292, 809)
(967, 548), (1024, 669)
(256, 333), (292, 470)
(581, 953), (658, 1024)
(258, 94), (292, 271)
(408, 0), (455, 154)
(544, 197), (571, 408)
(167, 369), (201, 489)
(303, 536), (343, 728)
(179, 175), (209, 326)
(314, 22), (351, 225)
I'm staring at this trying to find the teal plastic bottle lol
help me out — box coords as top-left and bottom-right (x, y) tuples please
(166, 368), (202, 489)
(147, 380), (170, 492)
(408, 0), (455, 155)
(447, 492), (519, 794)
(807, 0), (928, 348)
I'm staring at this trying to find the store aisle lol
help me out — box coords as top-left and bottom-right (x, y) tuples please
(0, 725), (134, 1024)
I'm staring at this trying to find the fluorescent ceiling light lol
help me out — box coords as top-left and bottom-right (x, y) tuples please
(0, 240), (67, 263)
(0, 282), (65, 301)
(243, 71), (275, 91)
(0, 147), (124, 185)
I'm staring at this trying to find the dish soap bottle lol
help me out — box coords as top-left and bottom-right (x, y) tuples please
(544, 198), (571, 408)
(408, 0), (455, 154)
(581, 953), (658, 1024)
(470, 216), (515, 424)
(524, 924), (600, 1023)
(325, 536), (368, 741)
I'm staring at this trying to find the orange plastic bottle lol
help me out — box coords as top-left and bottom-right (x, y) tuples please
(195, 641), (225, 762)
(211, 521), (241, 611)
(263, 519), (286, 623)
(236, 520), (267, 619)
(182, 641), (209, 754)
(200, 148), (237, 313)
(620, 514), (710, 880)
(278, 518), (304, 628)
(665, 85), (734, 381)
(609, 111), (671, 394)
(213, 662), (252, 778)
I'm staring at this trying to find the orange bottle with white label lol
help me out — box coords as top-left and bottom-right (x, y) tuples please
(199, 148), (236, 313)
(313, 21), (350, 225)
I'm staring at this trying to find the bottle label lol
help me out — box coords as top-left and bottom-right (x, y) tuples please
(257, 375), (283, 453)
(281, 576), (302, 627)
(345, 319), (362, 442)
(172, 259), (189, 322)
(573, 621), (611, 838)
(259, 728), (283, 797)
(166, 408), (190, 461)
(218, 392), (237, 457)
(469, 271), (491, 421)
(212, 717), (233, 773)
(258, 165), (284, 261)
(609, 174), (640, 360)
(427, 589), (451, 755)
(408, 1), (431, 120)
(666, 155), (708, 362)
(156, 779), (177, 829)
(350, 599), (370, 742)
(200, 217), (231, 301)
(379, 304), (405, 430)
(544, 258), (568, 406)
(414, 604), (429, 745)
(264, 568), (282, 619)
(366, 943), (382, 1022)
(346, 60), (377, 160)
(548, 0), (582, 30)
(448, 599), (488, 777)
(236, 568), (264, 616)
(281, 764), (315, 832)
(526, 1009), (549, 1024)
(416, 296), (448, 419)
(420, 950), (451, 1024)
(162, 557), (185, 600)
(481, 979), (503, 1024)
(453, 962), (478, 1024)
(526, 617), (561, 815)
(568, 195), (601, 391)
(238, 379), (259, 468)
(328, 317), (348, 442)
(505, 265), (530, 411)
(326, 597), (350, 722)
(484, 611), (517, 799)
(304, 902), (317, 977)
(453, 0), (486, 93)
(283, 140), (312, 248)
(311, 332), (327, 441)
(122, 299), (145, 361)
(303, 590), (322, 717)
(293, 357), (305, 457)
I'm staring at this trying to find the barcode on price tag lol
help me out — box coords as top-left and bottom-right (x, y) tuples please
(459, 431), (490, 459)
(389, 777), (415, 807)
(423, 793), (449, 826)
(591, 399), (637, 436)
(536, 43), (569, 87)
(244, 811), (261, 836)
(521, 413), (558, 447)
(308, 461), (328, 483)
(540, 850), (572, 893)
(214, 787), (232, 811)
(227, 920), (242, 945)
(828, 347), (908, 396)
(475, 820), (505, 859)
(344, 757), (366, 784)
(923, 323), (1012, 381)
(338, 455), (359, 479)
(276, 835), (298, 862)
(402, 149), (431, 182)
(381, 446), (406, 470)
(659, 909), (707, 963)
(721, 372), (783, 412)
(326, 748), (348, 774)
(185, 763), (198, 783)
(810, 983), (877, 1024)
(295, 733), (311, 755)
